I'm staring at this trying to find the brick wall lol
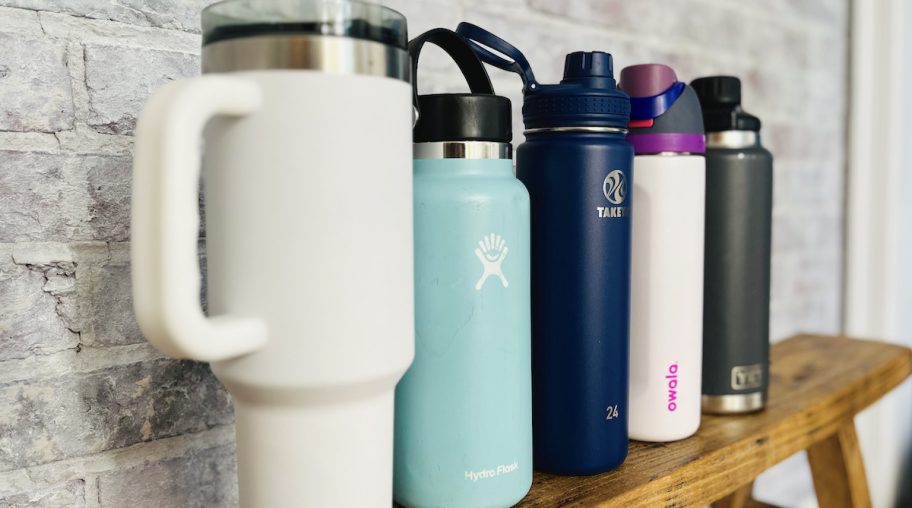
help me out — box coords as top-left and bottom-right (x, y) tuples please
(0, 1), (847, 506)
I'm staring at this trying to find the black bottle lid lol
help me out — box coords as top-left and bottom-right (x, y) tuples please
(410, 28), (512, 143)
(690, 76), (761, 132)
(414, 94), (511, 143)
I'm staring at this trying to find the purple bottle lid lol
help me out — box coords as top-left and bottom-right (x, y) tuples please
(619, 64), (677, 98)
(619, 63), (705, 155)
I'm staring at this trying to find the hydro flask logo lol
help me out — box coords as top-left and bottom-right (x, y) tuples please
(597, 169), (629, 219)
(474, 233), (509, 290)
(603, 169), (627, 204)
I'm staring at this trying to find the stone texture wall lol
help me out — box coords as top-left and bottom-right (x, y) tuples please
(0, 1), (847, 506)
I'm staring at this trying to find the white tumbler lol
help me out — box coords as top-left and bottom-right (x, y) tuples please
(621, 64), (706, 442)
(130, 1), (413, 506)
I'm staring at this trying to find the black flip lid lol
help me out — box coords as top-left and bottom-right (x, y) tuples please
(691, 76), (762, 132)
(410, 28), (511, 143)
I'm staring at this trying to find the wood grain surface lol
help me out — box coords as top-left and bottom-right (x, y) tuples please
(808, 421), (872, 508)
(516, 335), (912, 507)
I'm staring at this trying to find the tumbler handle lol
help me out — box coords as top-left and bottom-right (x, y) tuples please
(131, 76), (268, 362)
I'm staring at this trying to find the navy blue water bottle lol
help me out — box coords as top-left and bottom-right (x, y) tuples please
(457, 23), (633, 475)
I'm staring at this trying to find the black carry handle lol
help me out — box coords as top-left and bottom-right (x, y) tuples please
(409, 28), (495, 122)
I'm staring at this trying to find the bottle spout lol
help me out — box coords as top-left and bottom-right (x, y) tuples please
(455, 22), (539, 94)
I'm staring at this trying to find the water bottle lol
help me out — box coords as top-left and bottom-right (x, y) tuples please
(394, 28), (532, 507)
(131, 1), (413, 505)
(619, 63), (705, 442)
(457, 23), (634, 475)
(691, 76), (772, 414)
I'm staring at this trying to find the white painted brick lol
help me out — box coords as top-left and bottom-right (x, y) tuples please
(0, 152), (85, 242)
(0, 132), (59, 154)
(384, 0), (463, 48)
(6, 242), (147, 349)
(84, 44), (199, 135)
(0, 0), (211, 33)
(0, 33), (74, 132)
(37, 12), (200, 53)
(0, 152), (132, 242)
(0, 359), (233, 470)
(0, 426), (233, 498)
(460, 8), (588, 87)
(460, 0), (525, 9)
(0, 342), (161, 386)
(96, 444), (237, 508)
(527, 0), (675, 37)
(54, 128), (133, 157)
(83, 156), (132, 240)
(0, 479), (85, 508)
(77, 244), (142, 347)
(0, 6), (42, 35)
(0, 244), (79, 361)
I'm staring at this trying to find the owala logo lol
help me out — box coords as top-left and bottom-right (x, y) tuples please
(666, 362), (679, 412)
(597, 169), (629, 218)
(474, 233), (509, 290)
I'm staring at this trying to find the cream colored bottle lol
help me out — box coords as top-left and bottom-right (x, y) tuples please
(130, 1), (414, 506)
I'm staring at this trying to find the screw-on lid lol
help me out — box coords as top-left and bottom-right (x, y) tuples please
(690, 76), (761, 132)
(414, 94), (512, 143)
(410, 28), (511, 143)
(455, 23), (630, 131)
(202, 0), (408, 49)
(619, 63), (705, 154)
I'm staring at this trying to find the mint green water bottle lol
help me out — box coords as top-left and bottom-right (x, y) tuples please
(394, 29), (532, 508)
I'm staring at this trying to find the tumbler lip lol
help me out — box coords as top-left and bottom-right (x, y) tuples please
(201, 0), (408, 50)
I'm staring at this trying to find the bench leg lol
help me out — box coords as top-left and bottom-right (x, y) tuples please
(807, 421), (872, 508)
(712, 481), (753, 508)
(712, 481), (782, 508)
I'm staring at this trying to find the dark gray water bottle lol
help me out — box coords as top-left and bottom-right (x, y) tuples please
(691, 76), (772, 414)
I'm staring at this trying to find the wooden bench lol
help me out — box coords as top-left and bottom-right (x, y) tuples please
(519, 335), (912, 507)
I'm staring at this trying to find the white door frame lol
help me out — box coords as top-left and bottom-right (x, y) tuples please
(845, 0), (911, 506)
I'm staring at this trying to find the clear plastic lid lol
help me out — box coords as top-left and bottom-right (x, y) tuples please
(202, 0), (407, 49)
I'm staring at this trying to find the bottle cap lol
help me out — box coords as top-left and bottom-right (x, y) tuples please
(619, 63), (705, 154)
(455, 23), (630, 131)
(690, 76), (762, 132)
(410, 29), (512, 143)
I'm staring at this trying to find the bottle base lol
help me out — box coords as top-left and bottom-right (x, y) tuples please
(234, 390), (396, 507)
(394, 479), (532, 508)
(533, 449), (628, 476)
(702, 392), (766, 414)
(629, 420), (700, 443)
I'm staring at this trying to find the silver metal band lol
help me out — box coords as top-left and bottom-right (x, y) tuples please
(414, 142), (512, 160)
(702, 392), (766, 414)
(202, 34), (410, 82)
(706, 130), (760, 149)
(524, 126), (628, 135)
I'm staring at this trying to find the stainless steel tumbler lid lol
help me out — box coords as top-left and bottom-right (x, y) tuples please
(413, 141), (512, 160)
(201, 0), (409, 81)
